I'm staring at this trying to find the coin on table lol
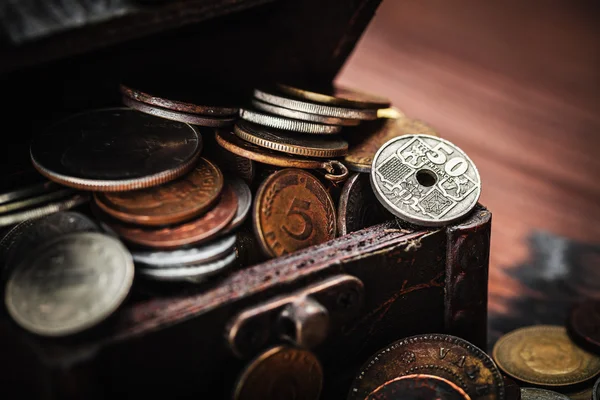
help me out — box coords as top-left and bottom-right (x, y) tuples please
(133, 234), (237, 268)
(0, 193), (89, 228)
(345, 118), (438, 173)
(520, 388), (569, 400)
(251, 99), (361, 126)
(253, 169), (337, 257)
(348, 334), (505, 400)
(5, 232), (134, 336)
(31, 108), (202, 191)
(100, 184), (238, 249)
(254, 88), (378, 120)
(568, 299), (600, 354)
(503, 376), (521, 400)
(221, 177), (252, 234)
(371, 134), (481, 227)
(216, 130), (349, 182)
(365, 374), (472, 400)
(338, 173), (390, 236)
(123, 96), (236, 127)
(239, 108), (342, 135)
(277, 83), (391, 109)
(493, 325), (600, 387)
(234, 346), (323, 400)
(94, 158), (224, 226)
(234, 120), (348, 158)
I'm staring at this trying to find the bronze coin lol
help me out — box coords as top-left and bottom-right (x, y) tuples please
(123, 96), (235, 127)
(94, 158), (224, 226)
(568, 299), (600, 354)
(365, 374), (472, 400)
(277, 83), (391, 109)
(253, 169), (336, 258)
(503, 376), (521, 400)
(348, 334), (505, 400)
(251, 99), (361, 126)
(337, 173), (391, 236)
(31, 108), (202, 191)
(234, 120), (348, 158)
(100, 184), (237, 249)
(493, 325), (600, 387)
(234, 346), (323, 400)
(119, 83), (239, 116)
(344, 117), (438, 173)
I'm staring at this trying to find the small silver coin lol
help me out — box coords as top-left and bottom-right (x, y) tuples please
(251, 99), (361, 126)
(5, 232), (134, 336)
(132, 234), (237, 268)
(0, 181), (57, 206)
(370, 134), (481, 227)
(0, 193), (89, 227)
(137, 250), (236, 282)
(594, 376), (600, 400)
(239, 109), (342, 135)
(520, 388), (570, 400)
(222, 177), (252, 234)
(254, 88), (378, 120)
(0, 187), (75, 214)
(338, 173), (391, 236)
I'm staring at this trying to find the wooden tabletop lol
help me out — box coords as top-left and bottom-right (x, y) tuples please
(337, 0), (600, 346)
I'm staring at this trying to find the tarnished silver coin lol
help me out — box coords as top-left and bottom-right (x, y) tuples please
(0, 187), (75, 214)
(137, 250), (236, 282)
(520, 388), (569, 400)
(5, 232), (134, 336)
(0, 181), (57, 206)
(0, 193), (89, 227)
(251, 99), (361, 126)
(338, 173), (390, 236)
(239, 109), (342, 135)
(370, 135), (481, 227)
(132, 234), (237, 268)
(222, 177), (252, 234)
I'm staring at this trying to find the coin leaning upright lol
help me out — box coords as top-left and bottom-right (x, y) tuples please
(5, 232), (134, 336)
(370, 134), (481, 227)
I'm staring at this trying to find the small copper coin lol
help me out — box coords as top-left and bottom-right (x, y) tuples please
(345, 117), (438, 173)
(234, 346), (323, 400)
(234, 120), (348, 158)
(100, 184), (237, 249)
(348, 334), (505, 400)
(338, 173), (391, 236)
(31, 108), (202, 191)
(251, 99), (361, 126)
(568, 299), (600, 354)
(365, 374), (472, 400)
(493, 325), (600, 387)
(94, 158), (224, 226)
(277, 83), (391, 109)
(253, 169), (336, 257)
(503, 376), (521, 400)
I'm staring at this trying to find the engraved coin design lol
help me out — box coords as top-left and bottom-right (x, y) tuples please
(277, 83), (391, 109)
(345, 118), (438, 173)
(94, 158), (224, 226)
(253, 169), (337, 258)
(593, 376), (600, 400)
(137, 250), (237, 283)
(366, 374), (472, 400)
(5, 232), (134, 336)
(338, 173), (390, 236)
(568, 299), (600, 353)
(254, 88), (378, 120)
(30, 108), (202, 191)
(251, 99), (361, 126)
(234, 346), (323, 400)
(503, 376), (521, 400)
(371, 134), (480, 227)
(0, 193), (89, 227)
(520, 388), (570, 400)
(239, 109), (342, 135)
(123, 96), (235, 127)
(100, 184), (238, 249)
(348, 334), (505, 400)
(493, 325), (600, 387)
(234, 120), (348, 158)
(133, 234), (237, 268)
(221, 177), (252, 234)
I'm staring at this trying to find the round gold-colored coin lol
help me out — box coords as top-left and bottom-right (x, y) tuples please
(234, 120), (348, 158)
(493, 325), (600, 387)
(277, 83), (391, 109)
(234, 346), (323, 400)
(251, 99), (361, 126)
(344, 117), (438, 173)
(253, 169), (337, 258)
(239, 109), (342, 135)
